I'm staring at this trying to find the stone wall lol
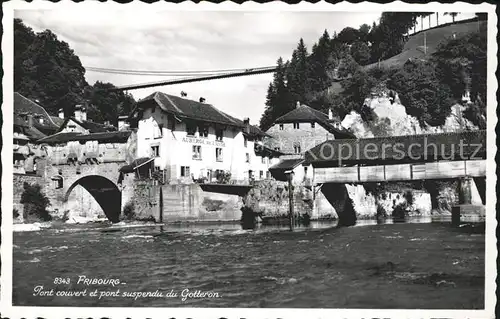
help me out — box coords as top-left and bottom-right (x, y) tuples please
(13, 156), (135, 222)
(242, 179), (314, 219)
(13, 173), (44, 221)
(131, 181), (243, 222)
(264, 122), (335, 154)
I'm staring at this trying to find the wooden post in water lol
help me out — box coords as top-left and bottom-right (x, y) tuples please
(288, 172), (294, 231)
(159, 185), (164, 224)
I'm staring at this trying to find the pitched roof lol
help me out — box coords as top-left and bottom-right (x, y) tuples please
(14, 115), (48, 140)
(37, 131), (131, 144)
(137, 92), (244, 128)
(14, 93), (59, 129)
(268, 158), (306, 181)
(274, 104), (356, 139)
(305, 130), (487, 166)
(242, 124), (271, 138)
(50, 116), (65, 127)
(269, 158), (305, 171)
(14, 115), (29, 128)
(254, 144), (283, 158)
(57, 117), (117, 133)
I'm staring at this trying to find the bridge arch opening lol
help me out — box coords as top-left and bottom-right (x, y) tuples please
(64, 175), (122, 223)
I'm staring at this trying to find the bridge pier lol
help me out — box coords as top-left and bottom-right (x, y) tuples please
(452, 177), (485, 226)
(459, 177), (472, 205)
(320, 183), (357, 227)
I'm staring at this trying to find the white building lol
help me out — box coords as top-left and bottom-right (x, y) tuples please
(131, 92), (281, 184)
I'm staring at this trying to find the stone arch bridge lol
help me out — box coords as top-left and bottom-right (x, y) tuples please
(32, 159), (135, 222)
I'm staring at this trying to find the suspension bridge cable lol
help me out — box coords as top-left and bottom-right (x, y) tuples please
(106, 67), (278, 91)
(84, 65), (276, 76)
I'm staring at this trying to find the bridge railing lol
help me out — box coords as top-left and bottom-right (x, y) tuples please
(314, 159), (486, 184)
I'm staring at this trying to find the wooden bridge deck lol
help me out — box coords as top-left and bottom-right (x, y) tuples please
(314, 159), (486, 184)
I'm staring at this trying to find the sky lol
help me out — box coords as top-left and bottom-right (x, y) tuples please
(14, 9), (474, 124)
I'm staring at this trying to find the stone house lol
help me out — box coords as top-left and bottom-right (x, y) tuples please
(264, 102), (355, 184)
(130, 91), (281, 184)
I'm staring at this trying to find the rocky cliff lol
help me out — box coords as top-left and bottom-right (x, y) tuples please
(337, 88), (482, 218)
(341, 91), (479, 139)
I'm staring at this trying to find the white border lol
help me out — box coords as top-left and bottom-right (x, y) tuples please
(1, 1), (497, 318)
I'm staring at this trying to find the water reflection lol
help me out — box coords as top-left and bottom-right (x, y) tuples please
(154, 215), (453, 234)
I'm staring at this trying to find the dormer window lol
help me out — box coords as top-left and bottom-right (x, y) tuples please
(216, 129), (224, 141)
(198, 124), (209, 138)
(293, 142), (301, 154)
(186, 122), (197, 136)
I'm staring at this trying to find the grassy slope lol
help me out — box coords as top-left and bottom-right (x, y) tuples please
(364, 20), (485, 70)
(330, 21), (484, 96)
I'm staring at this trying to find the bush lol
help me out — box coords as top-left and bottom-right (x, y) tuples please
(392, 203), (407, 221)
(376, 205), (387, 218)
(215, 170), (231, 184)
(61, 210), (70, 222)
(404, 190), (414, 206)
(123, 202), (136, 220)
(20, 182), (52, 221)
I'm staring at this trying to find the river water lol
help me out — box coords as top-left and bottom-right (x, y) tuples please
(12, 217), (485, 308)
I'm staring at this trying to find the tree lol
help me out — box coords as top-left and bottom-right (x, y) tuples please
(388, 59), (454, 126)
(368, 13), (418, 63)
(14, 19), (36, 92)
(308, 30), (336, 93)
(259, 57), (291, 130)
(16, 26), (88, 116)
(337, 27), (360, 44)
(358, 24), (371, 43)
(445, 12), (459, 23)
(432, 30), (487, 124)
(350, 41), (371, 65)
(14, 19), (134, 124)
(85, 81), (136, 125)
(20, 182), (52, 221)
(286, 39), (310, 104)
(337, 53), (359, 78)
(340, 68), (377, 114)
(259, 83), (277, 130)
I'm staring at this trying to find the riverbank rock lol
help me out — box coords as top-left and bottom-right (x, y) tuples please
(341, 89), (479, 138)
(242, 180), (313, 218)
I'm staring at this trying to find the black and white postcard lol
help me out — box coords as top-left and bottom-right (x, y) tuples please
(1, 1), (497, 318)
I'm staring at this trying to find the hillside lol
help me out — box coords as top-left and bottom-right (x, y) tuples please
(364, 20), (486, 70)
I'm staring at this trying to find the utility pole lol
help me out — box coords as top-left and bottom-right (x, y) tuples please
(288, 171), (294, 231)
(159, 185), (164, 224)
(424, 31), (427, 55)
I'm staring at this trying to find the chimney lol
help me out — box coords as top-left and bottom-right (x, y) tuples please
(296, 101), (301, 108)
(74, 105), (87, 122)
(74, 105), (81, 121)
(243, 118), (251, 134)
(81, 105), (87, 121)
(27, 114), (33, 127)
(199, 97), (206, 103)
(328, 108), (333, 120)
(58, 108), (64, 119)
(118, 115), (129, 131)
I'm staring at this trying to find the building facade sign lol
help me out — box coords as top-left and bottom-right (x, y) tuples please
(182, 136), (226, 147)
